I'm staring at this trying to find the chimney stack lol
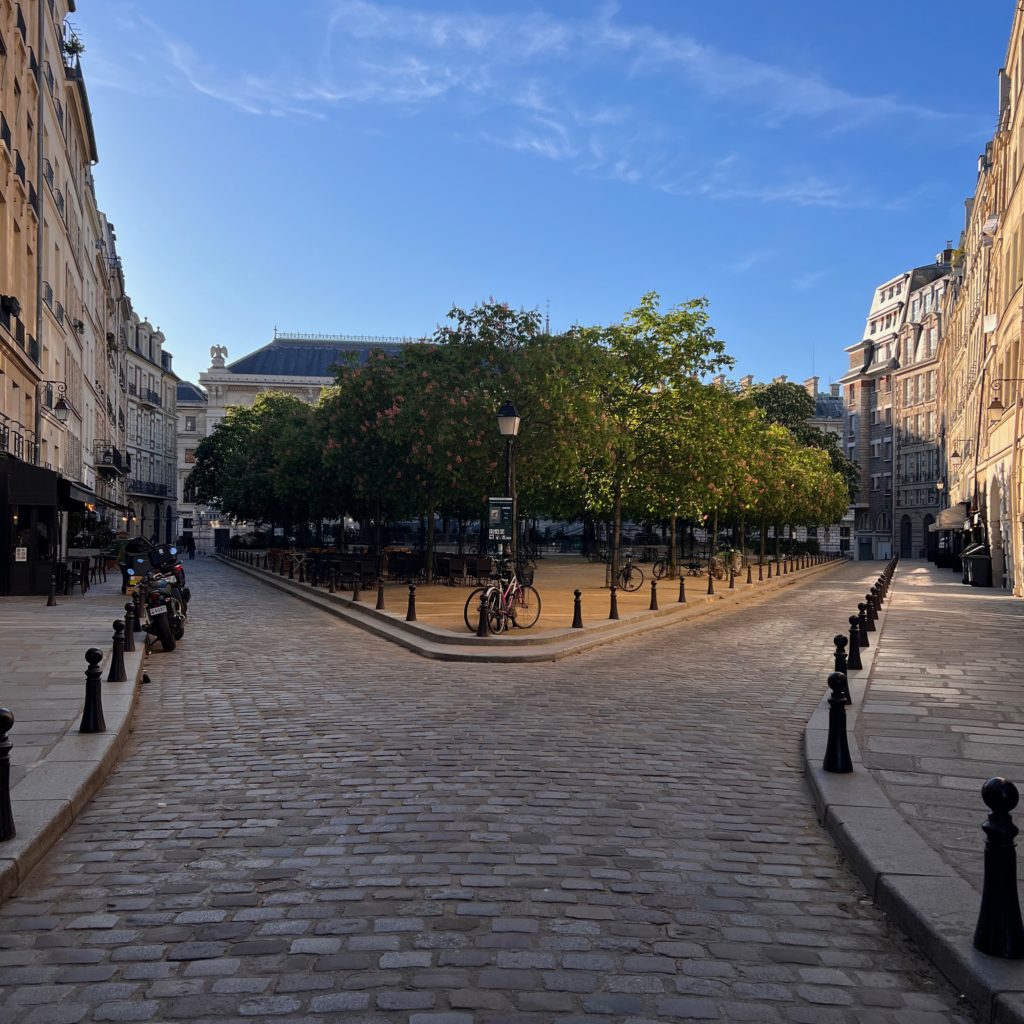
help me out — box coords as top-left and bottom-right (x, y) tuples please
(739, 374), (754, 391)
(771, 374), (788, 385)
(712, 374), (726, 388)
(829, 382), (840, 399)
(803, 376), (819, 398)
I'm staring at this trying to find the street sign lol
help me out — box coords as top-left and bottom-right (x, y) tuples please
(487, 497), (513, 542)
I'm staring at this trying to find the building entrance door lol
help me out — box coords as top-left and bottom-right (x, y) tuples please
(900, 515), (913, 558)
(858, 538), (873, 560)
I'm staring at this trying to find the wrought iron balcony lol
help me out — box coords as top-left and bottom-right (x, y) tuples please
(14, 150), (25, 184)
(0, 113), (10, 153)
(94, 444), (126, 475)
(15, 4), (26, 43)
(128, 478), (168, 497)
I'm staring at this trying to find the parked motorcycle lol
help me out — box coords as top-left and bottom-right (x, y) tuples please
(127, 557), (188, 652)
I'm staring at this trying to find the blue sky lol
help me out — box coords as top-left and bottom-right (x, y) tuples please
(77, 1), (1011, 388)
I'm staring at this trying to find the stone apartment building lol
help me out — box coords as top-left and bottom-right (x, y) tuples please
(0, 1), (172, 593)
(175, 379), (209, 551)
(841, 256), (950, 560)
(936, 5), (1024, 594)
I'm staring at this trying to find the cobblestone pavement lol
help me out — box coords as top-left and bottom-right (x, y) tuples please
(0, 559), (975, 1023)
(859, 561), (1024, 890)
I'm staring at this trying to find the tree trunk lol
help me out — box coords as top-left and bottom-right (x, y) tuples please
(669, 514), (678, 578)
(425, 494), (435, 583)
(611, 484), (622, 581)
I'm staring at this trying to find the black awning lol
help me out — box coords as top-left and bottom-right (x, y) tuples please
(0, 457), (59, 506)
(59, 478), (98, 510)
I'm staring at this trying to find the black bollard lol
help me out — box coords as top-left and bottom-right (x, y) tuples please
(678, 577), (686, 603)
(832, 635), (852, 703)
(329, 572), (336, 594)
(406, 584), (417, 622)
(47, 574), (57, 607)
(707, 570), (714, 596)
(823, 672), (853, 774)
(767, 560), (773, 579)
(864, 594), (877, 631)
(0, 707), (14, 841)
(847, 617), (863, 670)
(728, 567), (735, 590)
(746, 563), (752, 584)
(857, 603), (870, 648)
(649, 579), (659, 610)
(80, 648), (106, 734)
(352, 571), (361, 603)
(288, 558), (294, 580)
(123, 603), (136, 653)
(132, 590), (143, 634)
(610, 584), (619, 620)
(476, 592), (490, 637)
(782, 558), (788, 575)
(299, 563), (305, 584)
(107, 621), (128, 683)
(758, 562), (763, 582)
(974, 778), (1024, 958)
(279, 557), (285, 576)
(571, 589), (583, 628)
(376, 578), (385, 610)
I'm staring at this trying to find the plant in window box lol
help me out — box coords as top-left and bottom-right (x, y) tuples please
(73, 318), (84, 334)
(62, 35), (85, 58)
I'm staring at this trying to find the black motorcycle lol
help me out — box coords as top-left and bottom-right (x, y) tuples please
(128, 558), (188, 651)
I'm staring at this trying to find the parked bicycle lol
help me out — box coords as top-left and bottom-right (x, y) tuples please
(615, 549), (644, 592)
(463, 559), (542, 632)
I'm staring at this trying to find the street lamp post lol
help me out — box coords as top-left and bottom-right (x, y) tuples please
(497, 401), (521, 562)
(33, 381), (71, 465)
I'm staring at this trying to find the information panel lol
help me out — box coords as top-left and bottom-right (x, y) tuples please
(487, 497), (513, 543)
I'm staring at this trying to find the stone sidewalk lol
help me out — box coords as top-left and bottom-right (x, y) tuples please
(805, 561), (1024, 1024)
(0, 575), (147, 900)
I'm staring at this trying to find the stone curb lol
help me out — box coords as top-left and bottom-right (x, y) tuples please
(0, 643), (146, 902)
(219, 555), (847, 662)
(803, 568), (1024, 1024)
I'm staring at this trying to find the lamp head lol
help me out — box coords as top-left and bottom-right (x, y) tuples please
(497, 400), (521, 438)
(53, 396), (70, 423)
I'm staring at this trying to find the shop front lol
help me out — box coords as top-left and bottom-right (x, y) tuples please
(0, 457), (59, 596)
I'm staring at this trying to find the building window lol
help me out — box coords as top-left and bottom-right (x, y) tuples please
(185, 449), (196, 464)
(185, 416), (197, 432)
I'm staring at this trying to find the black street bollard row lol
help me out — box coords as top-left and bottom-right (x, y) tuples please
(476, 592), (489, 637)
(406, 584), (417, 622)
(47, 574), (57, 607)
(571, 589), (583, 628)
(649, 579), (659, 611)
(376, 579), (385, 610)
(609, 584), (619, 620)
(847, 617), (863, 671)
(832, 635), (852, 703)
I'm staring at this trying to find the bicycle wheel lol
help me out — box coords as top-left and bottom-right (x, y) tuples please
(464, 586), (488, 631)
(487, 591), (507, 633)
(618, 565), (643, 592)
(511, 585), (541, 628)
(652, 558), (668, 580)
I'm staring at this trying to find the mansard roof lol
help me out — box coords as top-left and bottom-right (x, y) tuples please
(177, 381), (207, 404)
(813, 395), (843, 419)
(225, 334), (420, 378)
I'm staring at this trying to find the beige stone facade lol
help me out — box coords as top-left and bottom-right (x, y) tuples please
(0, 1), (172, 592)
(938, 6), (1024, 593)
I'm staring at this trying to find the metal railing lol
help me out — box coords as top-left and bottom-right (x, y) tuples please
(142, 388), (162, 407)
(14, 150), (25, 183)
(0, 113), (10, 152)
(94, 444), (125, 473)
(272, 329), (422, 344)
(128, 478), (168, 497)
(15, 4), (26, 42)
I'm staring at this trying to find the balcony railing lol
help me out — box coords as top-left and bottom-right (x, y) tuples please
(28, 333), (39, 364)
(54, 301), (64, 326)
(14, 150), (25, 184)
(43, 158), (53, 189)
(0, 113), (10, 153)
(128, 478), (169, 497)
(16, 4), (27, 43)
(95, 444), (125, 475)
(143, 388), (162, 407)
(42, 281), (53, 308)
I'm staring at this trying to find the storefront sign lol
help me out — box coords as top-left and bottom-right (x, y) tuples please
(14, 547), (27, 562)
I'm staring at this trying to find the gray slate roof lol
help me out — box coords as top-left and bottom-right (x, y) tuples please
(177, 381), (207, 404)
(813, 395), (844, 420)
(226, 338), (411, 378)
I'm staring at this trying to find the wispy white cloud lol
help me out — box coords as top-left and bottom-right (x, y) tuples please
(92, 1), (981, 207)
(794, 269), (829, 290)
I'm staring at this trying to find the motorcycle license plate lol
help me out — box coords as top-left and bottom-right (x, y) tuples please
(149, 605), (167, 615)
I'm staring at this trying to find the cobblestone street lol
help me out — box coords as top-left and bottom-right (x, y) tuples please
(0, 559), (975, 1023)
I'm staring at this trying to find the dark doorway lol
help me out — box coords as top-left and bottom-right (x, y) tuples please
(924, 514), (937, 559)
(900, 515), (913, 558)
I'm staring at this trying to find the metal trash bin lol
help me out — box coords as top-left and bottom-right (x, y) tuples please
(961, 543), (993, 587)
